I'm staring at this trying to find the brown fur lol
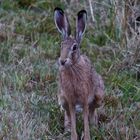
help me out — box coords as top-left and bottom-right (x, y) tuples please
(54, 8), (105, 140)
(57, 38), (104, 140)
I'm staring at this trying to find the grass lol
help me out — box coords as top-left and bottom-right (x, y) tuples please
(0, 0), (140, 140)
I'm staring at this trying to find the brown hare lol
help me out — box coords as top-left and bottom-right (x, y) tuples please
(54, 7), (105, 140)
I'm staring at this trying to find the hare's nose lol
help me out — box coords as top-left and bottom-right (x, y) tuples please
(60, 59), (66, 65)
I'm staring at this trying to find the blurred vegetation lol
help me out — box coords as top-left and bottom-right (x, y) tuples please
(0, 0), (140, 139)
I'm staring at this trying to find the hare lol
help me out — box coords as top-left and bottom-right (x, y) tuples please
(54, 7), (104, 140)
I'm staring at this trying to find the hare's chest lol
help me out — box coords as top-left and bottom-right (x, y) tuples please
(60, 71), (84, 88)
(61, 76), (84, 94)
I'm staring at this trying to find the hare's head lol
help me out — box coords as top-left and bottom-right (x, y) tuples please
(54, 7), (87, 68)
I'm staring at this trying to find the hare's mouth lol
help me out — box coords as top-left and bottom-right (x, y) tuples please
(59, 58), (72, 68)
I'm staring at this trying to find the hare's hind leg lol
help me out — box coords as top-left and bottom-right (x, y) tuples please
(89, 106), (98, 126)
(89, 88), (104, 126)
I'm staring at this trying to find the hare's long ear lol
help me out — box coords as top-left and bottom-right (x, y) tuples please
(54, 7), (71, 39)
(76, 10), (87, 44)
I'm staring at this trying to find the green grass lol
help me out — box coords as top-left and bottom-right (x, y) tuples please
(0, 0), (140, 140)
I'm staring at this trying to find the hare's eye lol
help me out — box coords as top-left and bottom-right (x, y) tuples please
(72, 44), (77, 51)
